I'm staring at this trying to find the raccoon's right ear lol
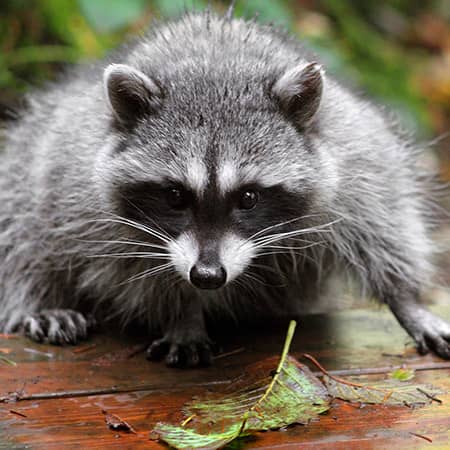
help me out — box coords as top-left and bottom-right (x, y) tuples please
(103, 64), (162, 127)
(272, 62), (324, 128)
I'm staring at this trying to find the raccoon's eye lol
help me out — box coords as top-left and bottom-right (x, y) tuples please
(166, 187), (189, 210)
(239, 190), (259, 210)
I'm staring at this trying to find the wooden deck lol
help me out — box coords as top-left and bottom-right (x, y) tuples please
(1, 301), (450, 449)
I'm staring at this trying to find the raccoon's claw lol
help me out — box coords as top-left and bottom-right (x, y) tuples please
(146, 337), (212, 368)
(414, 329), (450, 360)
(398, 308), (450, 360)
(22, 309), (95, 345)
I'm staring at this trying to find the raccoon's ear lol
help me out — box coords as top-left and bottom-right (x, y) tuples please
(103, 64), (162, 126)
(272, 62), (324, 127)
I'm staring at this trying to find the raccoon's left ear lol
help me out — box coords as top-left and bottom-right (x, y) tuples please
(103, 63), (162, 127)
(272, 62), (324, 127)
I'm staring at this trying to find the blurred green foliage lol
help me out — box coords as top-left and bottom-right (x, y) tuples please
(1, 0), (450, 136)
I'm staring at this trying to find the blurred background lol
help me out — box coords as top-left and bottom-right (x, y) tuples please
(0, 0), (449, 302)
(0, 1), (449, 135)
(1, 1), (449, 176)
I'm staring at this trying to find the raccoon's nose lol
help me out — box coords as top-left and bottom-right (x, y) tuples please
(190, 263), (227, 289)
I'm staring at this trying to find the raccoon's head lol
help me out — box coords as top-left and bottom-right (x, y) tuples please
(101, 59), (333, 290)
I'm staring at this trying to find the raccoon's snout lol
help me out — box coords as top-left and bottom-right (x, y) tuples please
(170, 232), (254, 287)
(190, 262), (227, 290)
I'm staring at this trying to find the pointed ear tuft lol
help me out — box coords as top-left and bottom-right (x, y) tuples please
(272, 62), (324, 127)
(103, 64), (162, 127)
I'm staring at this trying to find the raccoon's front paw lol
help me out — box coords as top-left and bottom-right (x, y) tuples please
(407, 310), (450, 359)
(146, 330), (212, 368)
(22, 309), (95, 345)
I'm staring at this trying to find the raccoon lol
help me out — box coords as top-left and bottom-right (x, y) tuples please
(0, 9), (449, 367)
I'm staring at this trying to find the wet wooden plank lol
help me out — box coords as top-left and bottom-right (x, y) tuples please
(1, 303), (449, 398)
(1, 369), (449, 449)
(0, 302), (449, 449)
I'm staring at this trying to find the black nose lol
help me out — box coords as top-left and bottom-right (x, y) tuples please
(190, 263), (227, 289)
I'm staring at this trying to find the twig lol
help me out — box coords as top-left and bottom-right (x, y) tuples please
(255, 321), (297, 407)
(0, 385), (26, 403)
(409, 432), (433, 443)
(0, 379), (230, 402)
(302, 353), (393, 393)
(0, 355), (17, 366)
(310, 361), (450, 378)
(213, 347), (245, 360)
(416, 388), (442, 404)
(181, 415), (195, 427)
(9, 409), (27, 418)
(72, 343), (97, 354)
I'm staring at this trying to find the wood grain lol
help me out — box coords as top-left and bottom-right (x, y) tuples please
(1, 303), (449, 449)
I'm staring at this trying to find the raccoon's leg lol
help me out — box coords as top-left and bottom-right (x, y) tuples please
(353, 242), (450, 359)
(3, 307), (95, 345)
(0, 275), (95, 345)
(384, 285), (450, 359)
(146, 298), (211, 368)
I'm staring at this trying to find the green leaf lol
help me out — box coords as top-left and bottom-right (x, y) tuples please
(323, 376), (440, 407)
(152, 321), (443, 449)
(389, 368), (415, 382)
(185, 356), (330, 432)
(153, 421), (244, 450)
(154, 321), (331, 450)
(78, 0), (147, 32)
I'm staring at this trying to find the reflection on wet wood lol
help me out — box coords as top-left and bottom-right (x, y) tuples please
(1, 303), (449, 449)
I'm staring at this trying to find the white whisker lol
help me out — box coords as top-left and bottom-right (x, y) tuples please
(253, 219), (340, 249)
(91, 217), (171, 244)
(118, 263), (173, 286)
(77, 238), (167, 251)
(247, 262), (280, 275)
(89, 252), (170, 259)
(245, 213), (324, 243)
(259, 240), (326, 252)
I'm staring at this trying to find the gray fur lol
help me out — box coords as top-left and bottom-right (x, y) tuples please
(0, 11), (448, 366)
